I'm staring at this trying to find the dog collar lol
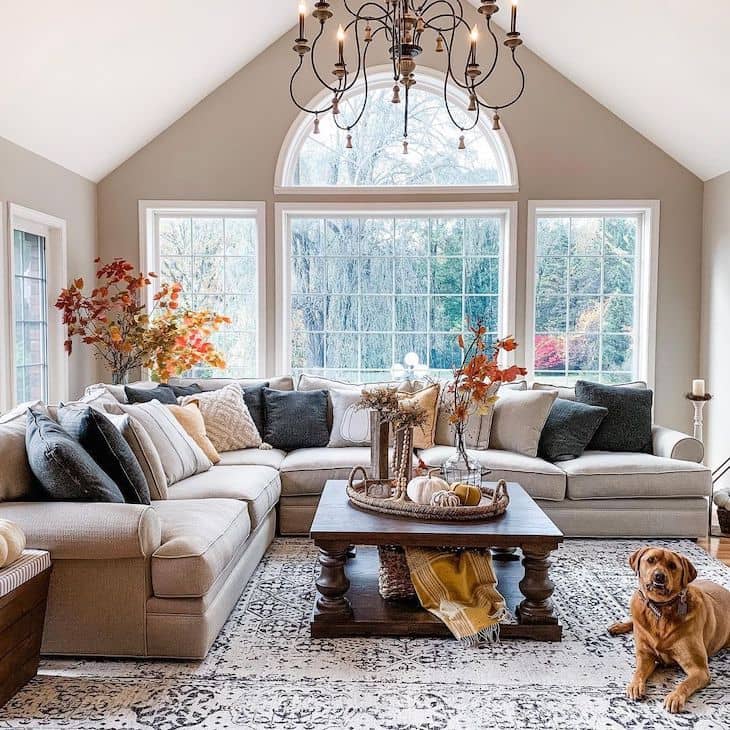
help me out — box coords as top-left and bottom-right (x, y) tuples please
(637, 588), (688, 619)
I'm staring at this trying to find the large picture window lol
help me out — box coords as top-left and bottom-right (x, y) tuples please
(526, 202), (658, 386)
(141, 202), (266, 378)
(279, 204), (516, 381)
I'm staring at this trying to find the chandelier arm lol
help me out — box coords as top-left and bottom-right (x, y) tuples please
(331, 39), (377, 131)
(343, 1), (391, 23)
(436, 25), (478, 92)
(421, 1), (463, 33)
(475, 51), (526, 111)
(440, 70), (481, 134)
(309, 22), (342, 94)
(468, 16), (500, 88)
(289, 56), (333, 116)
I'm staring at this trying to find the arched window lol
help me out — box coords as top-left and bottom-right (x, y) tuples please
(276, 69), (518, 194)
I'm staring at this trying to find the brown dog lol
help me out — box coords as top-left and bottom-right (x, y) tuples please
(609, 547), (730, 713)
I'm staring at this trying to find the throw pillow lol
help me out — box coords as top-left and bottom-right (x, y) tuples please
(167, 402), (220, 464)
(434, 381), (498, 449)
(105, 400), (211, 485)
(575, 380), (654, 453)
(397, 384), (441, 450)
(489, 389), (558, 458)
(105, 412), (168, 500)
(25, 408), (125, 503)
(0, 419), (35, 501)
(181, 383), (262, 452)
(241, 383), (269, 437)
(163, 382), (203, 398)
(125, 385), (178, 405)
(328, 389), (370, 448)
(532, 380), (647, 401)
(58, 405), (151, 504)
(263, 388), (330, 451)
(538, 399), (609, 463)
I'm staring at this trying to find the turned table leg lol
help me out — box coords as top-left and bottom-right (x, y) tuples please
(314, 543), (352, 617)
(517, 546), (559, 626)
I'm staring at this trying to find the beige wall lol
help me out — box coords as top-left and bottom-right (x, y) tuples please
(701, 171), (730, 472)
(0, 134), (98, 400)
(98, 16), (704, 431)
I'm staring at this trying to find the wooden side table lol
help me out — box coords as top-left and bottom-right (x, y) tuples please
(0, 550), (52, 708)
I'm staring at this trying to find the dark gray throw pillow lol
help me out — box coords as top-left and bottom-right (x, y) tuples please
(263, 388), (329, 451)
(243, 383), (269, 437)
(575, 380), (654, 453)
(58, 405), (151, 505)
(26, 408), (125, 503)
(162, 382), (203, 398)
(125, 385), (178, 404)
(538, 399), (608, 463)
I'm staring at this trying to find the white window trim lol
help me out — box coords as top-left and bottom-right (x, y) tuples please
(525, 200), (660, 388)
(1, 203), (69, 409)
(275, 201), (518, 375)
(138, 200), (267, 378)
(275, 65), (519, 196)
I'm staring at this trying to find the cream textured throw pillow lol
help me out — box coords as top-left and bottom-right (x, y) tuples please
(489, 389), (558, 458)
(182, 383), (262, 452)
(105, 400), (211, 487)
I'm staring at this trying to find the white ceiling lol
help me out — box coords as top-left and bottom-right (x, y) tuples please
(0, 1), (727, 182)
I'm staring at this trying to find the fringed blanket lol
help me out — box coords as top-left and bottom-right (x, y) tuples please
(404, 547), (507, 646)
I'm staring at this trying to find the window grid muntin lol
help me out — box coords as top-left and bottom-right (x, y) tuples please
(13, 230), (49, 402)
(290, 215), (503, 380)
(156, 214), (259, 378)
(533, 213), (641, 384)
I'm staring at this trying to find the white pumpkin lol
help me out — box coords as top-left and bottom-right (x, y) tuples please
(0, 519), (25, 568)
(430, 490), (462, 508)
(406, 469), (450, 505)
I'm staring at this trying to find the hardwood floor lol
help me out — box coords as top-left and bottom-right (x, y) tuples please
(698, 534), (730, 566)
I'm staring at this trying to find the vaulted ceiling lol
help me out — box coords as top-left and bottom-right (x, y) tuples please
(0, 1), (727, 182)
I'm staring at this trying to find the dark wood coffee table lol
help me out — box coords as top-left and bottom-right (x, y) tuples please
(310, 480), (564, 641)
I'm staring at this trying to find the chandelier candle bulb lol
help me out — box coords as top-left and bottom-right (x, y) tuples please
(470, 25), (479, 63)
(511, 0), (518, 33)
(337, 24), (345, 63)
(298, 1), (306, 39)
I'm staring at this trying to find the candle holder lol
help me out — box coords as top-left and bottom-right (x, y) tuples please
(685, 393), (712, 443)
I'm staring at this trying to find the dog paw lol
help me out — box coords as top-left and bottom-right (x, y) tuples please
(663, 690), (687, 714)
(608, 621), (632, 636)
(626, 680), (646, 700)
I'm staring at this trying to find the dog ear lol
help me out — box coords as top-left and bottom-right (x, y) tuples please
(628, 547), (650, 574)
(679, 555), (697, 588)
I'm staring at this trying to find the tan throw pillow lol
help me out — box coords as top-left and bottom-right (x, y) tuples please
(397, 384), (440, 450)
(105, 400), (211, 486)
(182, 383), (262, 452)
(489, 389), (559, 458)
(0, 420), (34, 501)
(105, 412), (169, 500)
(167, 402), (220, 465)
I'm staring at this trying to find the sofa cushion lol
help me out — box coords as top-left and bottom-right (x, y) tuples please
(151, 498), (251, 598)
(560, 452), (712, 500)
(532, 380), (647, 401)
(168, 376), (294, 392)
(167, 466), (281, 531)
(281, 447), (391, 497)
(538, 399), (608, 463)
(418, 446), (567, 501)
(217, 448), (287, 470)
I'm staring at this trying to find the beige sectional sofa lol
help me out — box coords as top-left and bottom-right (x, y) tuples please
(0, 374), (712, 659)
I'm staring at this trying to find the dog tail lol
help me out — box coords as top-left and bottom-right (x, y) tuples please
(608, 620), (634, 636)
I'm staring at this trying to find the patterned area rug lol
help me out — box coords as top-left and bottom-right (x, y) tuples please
(2, 539), (730, 729)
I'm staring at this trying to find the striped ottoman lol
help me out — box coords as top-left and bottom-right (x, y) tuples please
(0, 550), (51, 707)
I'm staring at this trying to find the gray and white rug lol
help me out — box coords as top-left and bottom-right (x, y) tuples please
(2, 539), (730, 729)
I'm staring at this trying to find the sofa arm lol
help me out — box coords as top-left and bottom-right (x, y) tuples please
(0, 502), (162, 559)
(652, 425), (704, 463)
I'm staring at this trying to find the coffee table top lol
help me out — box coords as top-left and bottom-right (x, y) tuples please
(310, 480), (563, 549)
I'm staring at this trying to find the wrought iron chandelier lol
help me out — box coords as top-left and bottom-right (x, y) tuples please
(290, 0), (525, 153)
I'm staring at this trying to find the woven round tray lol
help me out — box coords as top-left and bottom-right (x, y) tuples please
(346, 467), (509, 522)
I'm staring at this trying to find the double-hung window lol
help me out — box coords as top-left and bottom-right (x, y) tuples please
(526, 202), (659, 386)
(141, 202), (266, 378)
(278, 204), (516, 381)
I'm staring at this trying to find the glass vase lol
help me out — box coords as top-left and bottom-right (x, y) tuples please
(442, 429), (484, 487)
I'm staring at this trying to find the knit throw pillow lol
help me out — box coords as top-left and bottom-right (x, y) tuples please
(181, 383), (262, 452)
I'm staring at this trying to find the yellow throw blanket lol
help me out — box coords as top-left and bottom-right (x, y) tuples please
(404, 547), (506, 646)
